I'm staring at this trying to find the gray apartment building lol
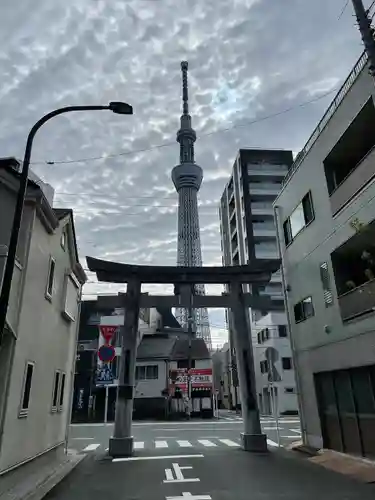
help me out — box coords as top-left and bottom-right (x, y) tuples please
(219, 149), (298, 415)
(274, 51), (375, 457)
(0, 158), (86, 486)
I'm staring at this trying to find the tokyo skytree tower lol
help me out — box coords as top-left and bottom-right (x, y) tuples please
(172, 61), (211, 349)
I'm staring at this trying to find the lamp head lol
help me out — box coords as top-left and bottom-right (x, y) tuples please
(109, 102), (133, 115)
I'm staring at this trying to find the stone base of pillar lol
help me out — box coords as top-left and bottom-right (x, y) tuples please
(241, 433), (268, 452)
(108, 437), (134, 457)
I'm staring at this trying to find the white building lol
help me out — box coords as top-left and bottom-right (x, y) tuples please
(0, 158), (86, 486)
(274, 51), (375, 456)
(219, 149), (297, 413)
(253, 312), (298, 415)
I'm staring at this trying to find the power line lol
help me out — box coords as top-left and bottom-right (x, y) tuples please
(338, 0), (350, 20)
(24, 89), (338, 167)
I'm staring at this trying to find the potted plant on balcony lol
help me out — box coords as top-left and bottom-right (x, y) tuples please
(345, 280), (356, 292)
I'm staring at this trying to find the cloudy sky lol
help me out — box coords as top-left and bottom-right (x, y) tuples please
(0, 0), (369, 346)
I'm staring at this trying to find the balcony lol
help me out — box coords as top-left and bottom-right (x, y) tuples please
(251, 203), (274, 216)
(324, 98), (375, 216)
(338, 279), (375, 321)
(331, 220), (375, 321)
(255, 246), (279, 260)
(247, 163), (288, 181)
(249, 183), (281, 197)
(330, 146), (375, 215)
(253, 223), (275, 239)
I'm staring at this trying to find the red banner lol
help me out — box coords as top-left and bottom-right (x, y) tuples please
(170, 368), (212, 392)
(99, 325), (117, 344)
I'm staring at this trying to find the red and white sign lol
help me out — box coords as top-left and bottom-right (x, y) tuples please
(99, 325), (117, 344)
(170, 368), (213, 392)
(98, 344), (116, 363)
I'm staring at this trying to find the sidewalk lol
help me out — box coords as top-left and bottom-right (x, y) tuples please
(289, 441), (375, 484)
(0, 449), (85, 500)
(43, 447), (375, 500)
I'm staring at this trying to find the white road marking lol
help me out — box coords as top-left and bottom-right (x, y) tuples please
(82, 443), (101, 451)
(134, 441), (145, 449)
(105, 448), (109, 451)
(177, 440), (193, 448)
(219, 439), (240, 447)
(154, 428), (238, 432)
(165, 468), (174, 481)
(261, 420), (299, 424)
(70, 423), (113, 427)
(266, 439), (280, 447)
(198, 440), (217, 447)
(263, 426), (282, 430)
(281, 436), (301, 439)
(71, 437), (94, 440)
(113, 454), (204, 463)
(133, 421), (241, 426)
(290, 429), (301, 434)
(155, 441), (169, 448)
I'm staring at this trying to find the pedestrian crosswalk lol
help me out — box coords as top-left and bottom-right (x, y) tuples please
(81, 438), (243, 453)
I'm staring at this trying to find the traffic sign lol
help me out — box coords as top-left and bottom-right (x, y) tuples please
(96, 365), (114, 386)
(99, 325), (117, 344)
(98, 344), (116, 363)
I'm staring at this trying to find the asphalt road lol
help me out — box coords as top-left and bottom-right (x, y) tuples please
(49, 437), (375, 500)
(68, 412), (301, 456)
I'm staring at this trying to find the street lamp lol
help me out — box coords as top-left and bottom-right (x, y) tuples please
(0, 102), (133, 343)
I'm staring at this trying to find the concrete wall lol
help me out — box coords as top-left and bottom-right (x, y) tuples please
(0, 214), (81, 473)
(275, 60), (375, 447)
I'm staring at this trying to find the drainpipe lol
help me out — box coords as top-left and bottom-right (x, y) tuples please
(274, 205), (308, 445)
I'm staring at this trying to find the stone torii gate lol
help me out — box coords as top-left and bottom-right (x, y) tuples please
(86, 256), (281, 457)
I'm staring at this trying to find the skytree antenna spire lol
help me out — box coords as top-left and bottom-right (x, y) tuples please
(172, 61), (211, 349)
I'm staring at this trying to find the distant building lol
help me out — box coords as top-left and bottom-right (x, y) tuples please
(0, 158), (85, 477)
(253, 312), (298, 415)
(218, 148), (296, 413)
(73, 300), (213, 421)
(274, 51), (375, 456)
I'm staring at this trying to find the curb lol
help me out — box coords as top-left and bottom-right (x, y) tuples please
(0, 450), (86, 500)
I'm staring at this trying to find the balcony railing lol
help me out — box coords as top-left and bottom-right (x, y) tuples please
(249, 183), (282, 192)
(338, 278), (375, 321)
(283, 51), (368, 189)
(330, 146), (375, 215)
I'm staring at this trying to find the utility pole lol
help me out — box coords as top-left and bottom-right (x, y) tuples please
(351, 0), (375, 76)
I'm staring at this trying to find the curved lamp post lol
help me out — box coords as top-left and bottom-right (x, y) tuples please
(0, 102), (133, 342)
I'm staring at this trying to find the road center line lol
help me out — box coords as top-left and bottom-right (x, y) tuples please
(113, 454), (204, 462)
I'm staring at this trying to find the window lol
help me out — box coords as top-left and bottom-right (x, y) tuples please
(46, 257), (56, 299)
(20, 362), (34, 416)
(320, 262), (334, 307)
(282, 357), (292, 370)
(294, 296), (314, 323)
(260, 360), (268, 374)
(59, 373), (66, 409)
(284, 387), (296, 393)
(135, 365), (159, 380)
(147, 365), (158, 379)
(278, 325), (288, 337)
(60, 228), (67, 250)
(52, 371), (60, 410)
(283, 191), (315, 246)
